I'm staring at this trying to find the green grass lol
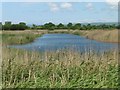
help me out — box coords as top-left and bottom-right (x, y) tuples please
(2, 47), (119, 88)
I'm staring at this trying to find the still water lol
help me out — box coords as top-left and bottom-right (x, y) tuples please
(9, 34), (118, 53)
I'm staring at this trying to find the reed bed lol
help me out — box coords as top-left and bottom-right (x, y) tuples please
(1, 33), (41, 45)
(84, 30), (119, 43)
(2, 47), (119, 88)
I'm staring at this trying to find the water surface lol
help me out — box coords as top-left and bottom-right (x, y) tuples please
(9, 34), (118, 53)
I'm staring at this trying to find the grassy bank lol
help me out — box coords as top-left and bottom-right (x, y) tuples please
(1, 31), (43, 45)
(50, 29), (119, 43)
(83, 30), (119, 43)
(2, 47), (119, 88)
(2, 29), (119, 44)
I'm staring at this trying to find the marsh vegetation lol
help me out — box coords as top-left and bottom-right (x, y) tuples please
(2, 47), (118, 88)
(1, 30), (119, 88)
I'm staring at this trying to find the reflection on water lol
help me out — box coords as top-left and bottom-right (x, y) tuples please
(9, 34), (118, 53)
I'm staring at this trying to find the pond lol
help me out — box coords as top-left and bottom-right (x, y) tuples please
(9, 34), (118, 53)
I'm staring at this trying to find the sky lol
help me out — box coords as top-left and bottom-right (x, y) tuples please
(1, 0), (119, 25)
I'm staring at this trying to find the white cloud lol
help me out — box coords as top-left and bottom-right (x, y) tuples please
(48, 2), (73, 12)
(48, 3), (59, 12)
(86, 3), (93, 10)
(105, 0), (119, 9)
(60, 2), (72, 9)
(106, 0), (120, 10)
(106, 0), (119, 6)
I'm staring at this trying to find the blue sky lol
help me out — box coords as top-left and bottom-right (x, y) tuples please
(1, 1), (118, 25)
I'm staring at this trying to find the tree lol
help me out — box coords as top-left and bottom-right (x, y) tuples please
(3, 21), (12, 30)
(71, 25), (76, 30)
(19, 22), (27, 30)
(10, 24), (20, 30)
(3, 25), (10, 30)
(67, 23), (73, 29)
(91, 25), (97, 30)
(86, 24), (92, 30)
(81, 25), (89, 30)
(74, 23), (81, 30)
(43, 22), (55, 30)
(5, 21), (11, 25)
(57, 23), (65, 29)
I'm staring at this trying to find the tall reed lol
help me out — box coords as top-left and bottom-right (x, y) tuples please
(2, 47), (118, 88)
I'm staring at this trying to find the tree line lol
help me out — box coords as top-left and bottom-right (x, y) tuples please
(31, 22), (119, 30)
(1, 21), (28, 30)
(1, 21), (120, 30)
